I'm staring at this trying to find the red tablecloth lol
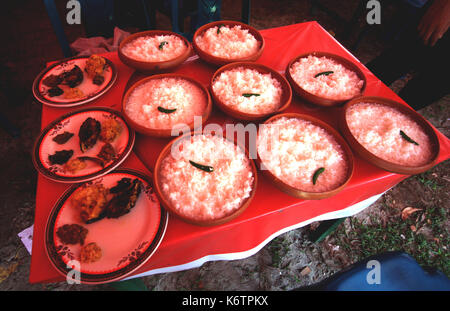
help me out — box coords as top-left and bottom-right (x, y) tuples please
(29, 21), (450, 283)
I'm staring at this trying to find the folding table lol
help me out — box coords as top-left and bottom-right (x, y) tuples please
(29, 21), (450, 284)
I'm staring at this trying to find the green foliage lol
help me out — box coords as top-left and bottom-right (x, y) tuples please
(331, 205), (449, 276)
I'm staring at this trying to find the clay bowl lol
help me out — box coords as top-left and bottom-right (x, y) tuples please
(153, 132), (258, 226)
(210, 62), (292, 121)
(285, 51), (367, 107)
(192, 20), (265, 66)
(256, 113), (354, 200)
(118, 30), (192, 73)
(339, 96), (440, 175)
(121, 73), (212, 138)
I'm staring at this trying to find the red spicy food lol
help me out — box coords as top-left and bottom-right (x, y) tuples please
(56, 224), (88, 245)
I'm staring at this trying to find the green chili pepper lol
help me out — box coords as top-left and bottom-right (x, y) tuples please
(242, 93), (261, 97)
(157, 106), (177, 114)
(400, 130), (419, 145)
(217, 24), (225, 34)
(314, 71), (334, 78)
(312, 167), (325, 185)
(158, 41), (168, 50)
(189, 160), (214, 173)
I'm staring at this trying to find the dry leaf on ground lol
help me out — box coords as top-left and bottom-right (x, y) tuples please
(300, 266), (311, 276)
(401, 207), (422, 220)
(0, 262), (19, 284)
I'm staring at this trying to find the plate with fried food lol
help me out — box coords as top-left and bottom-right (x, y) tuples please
(32, 107), (135, 183)
(45, 169), (168, 284)
(32, 54), (117, 107)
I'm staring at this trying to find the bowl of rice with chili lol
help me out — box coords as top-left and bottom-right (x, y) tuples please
(122, 74), (212, 137)
(210, 62), (292, 121)
(119, 30), (192, 72)
(153, 132), (257, 226)
(286, 51), (366, 107)
(339, 96), (440, 175)
(257, 113), (354, 199)
(193, 20), (265, 66)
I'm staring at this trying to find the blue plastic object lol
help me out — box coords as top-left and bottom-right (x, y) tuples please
(43, 0), (73, 57)
(192, 0), (223, 30)
(315, 252), (450, 291)
(78, 0), (115, 38)
(167, 0), (222, 40)
(161, 0), (250, 40)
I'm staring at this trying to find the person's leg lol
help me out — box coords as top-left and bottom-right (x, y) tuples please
(398, 32), (450, 110)
(365, 34), (421, 85)
(365, 2), (427, 85)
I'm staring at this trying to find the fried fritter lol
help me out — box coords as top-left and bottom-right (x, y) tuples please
(71, 184), (109, 223)
(100, 118), (122, 143)
(64, 157), (87, 174)
(85, 55), (106, 79)
(63, 87), (84, 99)
(79, 117), (101, 152)
(80, 242), (102, 263)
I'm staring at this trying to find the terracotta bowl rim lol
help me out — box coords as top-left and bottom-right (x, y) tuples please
(339, 96), (440, 175)
(118, 30), (192, 70)
(210, 61), (292, 121)
(121, 73), (212, 138)
(256, 112), (355, 200)
(192, 20), (265, 66)
(285, 51), (367, 107)
(153, 131), (259, 226)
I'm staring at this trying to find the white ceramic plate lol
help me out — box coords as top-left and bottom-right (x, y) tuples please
(32, 55), (117, 107)
(45, 169), (168, 284)
(32, 107), (135, 183)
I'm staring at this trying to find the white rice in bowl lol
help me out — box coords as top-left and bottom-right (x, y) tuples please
(121, 34), (187, 62)
(289, 55), (364, 100)
(124, 77), (207, 130)
(159, 134), (254, 222)
(195, 25), (259, 59)
(212, 67), (283, 114)
(257, 117), (349, 192)
(346, 102), (433, 166)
